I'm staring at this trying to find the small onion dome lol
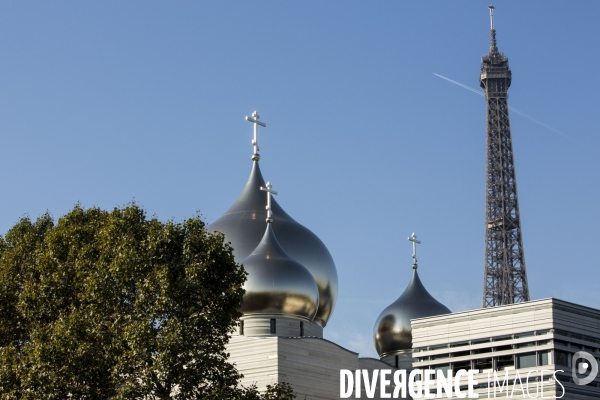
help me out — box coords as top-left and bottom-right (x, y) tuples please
(239, 223), (319, 320)
(373, 269), (450, 357)
(208, 160), (338, 326)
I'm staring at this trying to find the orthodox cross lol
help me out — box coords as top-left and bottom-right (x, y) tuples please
(260, 182), (278, 223)
(408, 233), (421, 269)
(245, 111), (266, 161)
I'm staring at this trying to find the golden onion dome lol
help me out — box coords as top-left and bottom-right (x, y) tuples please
(207, 160), (338, 326)
(373, 268), (451, 357)
(239, 222), (319, 320)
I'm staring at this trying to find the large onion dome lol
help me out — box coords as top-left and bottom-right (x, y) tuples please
(373, 268), (451, 357)
(207, 160), (338, 326)
(239, 222), (319, 319)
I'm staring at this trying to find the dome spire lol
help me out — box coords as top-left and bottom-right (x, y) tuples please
(260, 181), (278, 223)
(245, 111), (266, 161)
(488, 5), (498, 54)
(408, 232), (421, 269)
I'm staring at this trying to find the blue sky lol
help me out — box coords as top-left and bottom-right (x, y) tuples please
(1, 2), (598, 358)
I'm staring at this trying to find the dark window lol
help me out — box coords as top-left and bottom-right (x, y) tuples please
(431, 353), (450, 360)
(516, 342), (535, 349)
(395, 355), (399, 368)
(430, 344), (449, 350)
(450, 341), (470, 348)
(555, 350), (569, 366)
(452, 361), (471, 374)
(497, 355), (515, 370)
(555, 329), (570, 337)
(300, 322), (304, 337)
(270, 319), (276, 334)
(240, 320), (244, 335)
(495, 344), (512, 352)
(475, 358), (493, 370)
(514, 331), (535, 339)
(451, 351), (470, 358)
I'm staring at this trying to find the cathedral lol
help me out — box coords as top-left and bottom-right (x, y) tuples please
(205, 7), (600, 400)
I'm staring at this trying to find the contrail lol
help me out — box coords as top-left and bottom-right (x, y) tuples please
(434, 73), (483, 96)
(433, 73), (570, 139)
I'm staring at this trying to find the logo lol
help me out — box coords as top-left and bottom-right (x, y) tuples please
(572, 351), (598, 385)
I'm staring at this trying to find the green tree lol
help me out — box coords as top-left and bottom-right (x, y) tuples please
(262, 382), (296, 400)
(0, 204), (294, 399)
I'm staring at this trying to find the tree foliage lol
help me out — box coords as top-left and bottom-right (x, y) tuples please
(0, 204), (294, 399)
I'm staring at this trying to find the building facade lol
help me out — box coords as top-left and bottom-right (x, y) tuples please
(411, 298), (600, 399)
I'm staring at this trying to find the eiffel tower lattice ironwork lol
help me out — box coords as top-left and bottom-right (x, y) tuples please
(480, 5), (529, 307)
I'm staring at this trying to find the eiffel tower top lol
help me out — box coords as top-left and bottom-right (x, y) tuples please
(483, 5), (507, 63)
(481, 5), (511, 88)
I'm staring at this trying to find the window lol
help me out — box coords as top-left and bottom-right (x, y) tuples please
(475, 358), (493, 371)
(450, 341), (470, 348)
(495, 344), (512, 352)
(539, 351), (550, 366)
(240, 320), (244, 336)
(270, 319), (276, 334)
(452, 361), (471, 374)
(517, 353), (536, 369)
(555, 350), (569, 367)
(300, 322), (304, 337)
(514, 332), (535, 339)
(395, 355), (399, 368)
(516, 342), (535, 349)
(452, 351), (470, 358)
(433, 364), (450, 374)
(497, 355), (515, 370)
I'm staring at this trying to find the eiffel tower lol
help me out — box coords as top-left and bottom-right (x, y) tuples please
(480, 5), (530, 307)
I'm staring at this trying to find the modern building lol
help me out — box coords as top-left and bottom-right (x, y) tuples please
(411, 298), (600, 399)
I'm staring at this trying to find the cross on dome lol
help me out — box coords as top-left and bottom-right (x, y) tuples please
(260, 181), (278, 223)
(245, 111), (266, 161)
(408, 232), (421, 269)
